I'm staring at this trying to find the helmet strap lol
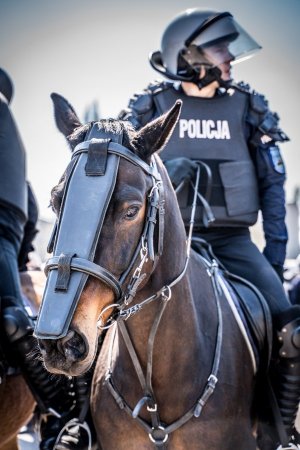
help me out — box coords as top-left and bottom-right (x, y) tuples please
(195, 66), (228, 89)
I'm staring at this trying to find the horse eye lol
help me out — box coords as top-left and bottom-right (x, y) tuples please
(124, 205), (140, 220)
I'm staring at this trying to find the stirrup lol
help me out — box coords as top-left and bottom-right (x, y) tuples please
(53, 417), (92, 450)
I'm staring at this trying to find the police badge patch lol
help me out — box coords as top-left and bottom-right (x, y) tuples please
(269, 146), (285, 174)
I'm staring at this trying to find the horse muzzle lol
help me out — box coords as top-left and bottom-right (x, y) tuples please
(38, 328), (90, 375)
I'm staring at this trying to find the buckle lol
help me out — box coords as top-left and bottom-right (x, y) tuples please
(149, 426), (169, 445)
(207, 374), (218, 388)
(147, 403), (157, 412)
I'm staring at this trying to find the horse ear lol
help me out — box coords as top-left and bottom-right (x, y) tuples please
(135, 100), (182, 160)
(51, 93), (82, 138)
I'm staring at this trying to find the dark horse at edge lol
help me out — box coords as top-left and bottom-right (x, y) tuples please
(35, 94), (269, 449)
(0, 271), (45, 450)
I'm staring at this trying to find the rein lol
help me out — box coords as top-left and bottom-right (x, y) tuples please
(105, 166), (224, 448)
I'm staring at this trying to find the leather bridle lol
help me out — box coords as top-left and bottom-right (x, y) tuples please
(34, 129), (223, 448)
(35, 132), (165, 339)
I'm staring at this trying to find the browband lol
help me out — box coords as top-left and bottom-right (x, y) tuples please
(73, 141), (160, 180)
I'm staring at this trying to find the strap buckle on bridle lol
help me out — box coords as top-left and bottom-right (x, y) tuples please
(123, 238), (149, 306)
(119, 304), (142, 321)
(148, 425), (169, 446)
(160, 285), (172, 302)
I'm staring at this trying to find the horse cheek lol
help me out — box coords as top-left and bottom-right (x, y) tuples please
(72, 279), (114, 349)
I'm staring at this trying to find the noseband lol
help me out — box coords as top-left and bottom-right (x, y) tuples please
(35, 128), (164, 339)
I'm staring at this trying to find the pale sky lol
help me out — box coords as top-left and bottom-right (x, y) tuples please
(1, 0), (300, 221)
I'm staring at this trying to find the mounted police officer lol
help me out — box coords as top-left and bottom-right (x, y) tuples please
(119, 9), (300, 448)
(0, 68), (94, 449)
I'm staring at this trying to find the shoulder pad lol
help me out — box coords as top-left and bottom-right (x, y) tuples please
(242, 85), (290, 144)
(234, 81), (251, 93)
(125, 80), (171, 114)
(148, 79), (174, 95)
(234, 82), (268, 112)
(234, 82), (268, 113)
(249, 91), (269, 114)
(119, 80), (170, 127)
(128, 89), (154, 115)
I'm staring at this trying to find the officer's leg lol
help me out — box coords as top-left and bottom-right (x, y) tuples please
(271, 311), (300, 444)
(0, 213), (94, 449)
(208, 229), (300, 446)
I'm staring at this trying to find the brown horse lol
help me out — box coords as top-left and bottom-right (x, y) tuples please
(36, 94), (263, 449)
(0, 270), (45, 450)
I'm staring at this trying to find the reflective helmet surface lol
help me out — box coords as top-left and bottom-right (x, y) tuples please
(0, 68), (14, 104)
(150, 8), (261, 81)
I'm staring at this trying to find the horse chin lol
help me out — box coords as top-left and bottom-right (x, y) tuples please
(42, 348), (95, 377)
(39, 328), (97, 377)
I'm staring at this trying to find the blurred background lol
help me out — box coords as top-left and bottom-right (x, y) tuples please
(1, 0), (300, 260)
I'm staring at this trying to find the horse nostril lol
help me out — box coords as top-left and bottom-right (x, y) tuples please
(57, 330), (74, 356)
(57, 330), (87, 362)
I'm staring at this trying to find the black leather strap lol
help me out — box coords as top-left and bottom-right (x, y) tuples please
(85, 138), (109, 176)
(55, 253), (75, 291)
(73, 141), (161, 180)
(45, 256), (122, 300)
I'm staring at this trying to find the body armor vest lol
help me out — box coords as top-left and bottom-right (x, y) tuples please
(0, 95), (27, 220)
(153, 85), (259, 228)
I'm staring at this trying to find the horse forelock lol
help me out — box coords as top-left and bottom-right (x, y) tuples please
(67, 119), (138, 153)
(50, 119), (141, 215)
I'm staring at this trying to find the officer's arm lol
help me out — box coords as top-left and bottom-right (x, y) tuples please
(255, 143), (287, 273)
(247, 90), (289, 276)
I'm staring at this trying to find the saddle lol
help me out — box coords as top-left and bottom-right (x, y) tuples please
(192, 238), (273, 374)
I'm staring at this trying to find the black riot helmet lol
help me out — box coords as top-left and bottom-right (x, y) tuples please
(0, 68), (14, 104)
(150, 8), (261, 88)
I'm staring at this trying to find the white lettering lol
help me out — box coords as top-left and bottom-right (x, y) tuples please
(188, 119), (196, 138)
(222, 121), (231, 139)
(178, 119), (231, 140)
(179, 119), (188, 138)
(206, 120), (215, 139)
(196, 120), (205, 138)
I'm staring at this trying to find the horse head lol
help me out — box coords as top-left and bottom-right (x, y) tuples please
(36, 94), (182, 376)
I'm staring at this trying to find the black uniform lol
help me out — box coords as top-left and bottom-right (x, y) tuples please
(120, 80), (290, 316)
(0, 94), (37, 303)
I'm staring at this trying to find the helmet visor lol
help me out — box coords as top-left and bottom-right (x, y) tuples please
(184, 15), (261, 67)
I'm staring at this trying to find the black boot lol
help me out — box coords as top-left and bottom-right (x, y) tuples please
(270, 306), (300, 448)
(2, 296), (94, 450)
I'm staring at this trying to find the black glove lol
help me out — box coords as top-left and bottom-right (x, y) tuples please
(272, 264), (284, 283)
(164, 157), (198, 189)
